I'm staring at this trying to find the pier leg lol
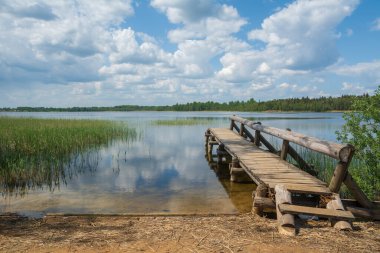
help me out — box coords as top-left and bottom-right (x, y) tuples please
(252, 183), (268, 216)
(217, 144), (225, 164)
(207, 136), (215, 158)
(326, 194), (353, 231)
(275, 184), (296, 236)
(229, 158), (252, 183)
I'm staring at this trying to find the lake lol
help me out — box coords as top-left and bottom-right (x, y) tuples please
(0, 111), (344, 217)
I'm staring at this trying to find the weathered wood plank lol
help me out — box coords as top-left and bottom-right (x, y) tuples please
(283, 184), (331, 195)
(230, 115), (354, 162)
(279, 204), (355, 220)
(209, 128), (330, 192)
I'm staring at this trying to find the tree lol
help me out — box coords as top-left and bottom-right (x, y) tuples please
(336, 86), (380, 199)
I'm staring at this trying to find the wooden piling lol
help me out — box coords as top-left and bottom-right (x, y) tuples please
(275, 185), (295, 236)
(252, 184), (270, 216)
(326, 194), (353, 230)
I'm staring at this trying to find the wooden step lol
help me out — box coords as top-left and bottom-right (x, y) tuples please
(284, 184), (331, 195)
(279, 204), (355, 220)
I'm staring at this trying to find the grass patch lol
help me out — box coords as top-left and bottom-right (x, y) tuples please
(0, 117), (136, 195)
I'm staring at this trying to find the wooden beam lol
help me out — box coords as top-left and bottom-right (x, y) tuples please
(259, 134), (277, 154)
(275, 185), (296, 236)
(279, 204), (355, 220)
(253, 196), (275, 210)
(243, 127), (255, 143)
(230, 115), (354, 162)
(284, 184), (331, 195)
(345, 206), (380, 220)
(287, 145), (317, 176)
(344, 172), (374, 209)
(329, 161), (349, 193)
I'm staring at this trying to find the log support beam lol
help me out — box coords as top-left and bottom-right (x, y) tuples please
(275, 185), (296, 236)
(326, 194), (353, 230)
(252, 184), (270, 216)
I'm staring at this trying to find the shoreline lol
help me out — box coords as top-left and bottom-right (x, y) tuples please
(0, 213), (378, 253)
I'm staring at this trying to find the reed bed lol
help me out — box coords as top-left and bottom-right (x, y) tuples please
(0, 117), (136, 196)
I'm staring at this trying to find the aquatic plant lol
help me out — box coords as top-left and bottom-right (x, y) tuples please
(0, 117), (136, 196)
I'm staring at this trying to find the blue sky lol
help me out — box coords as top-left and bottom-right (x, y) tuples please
(0, 0), (379, 107)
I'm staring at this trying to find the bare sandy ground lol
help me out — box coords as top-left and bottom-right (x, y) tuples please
(0, 213), (379, 252)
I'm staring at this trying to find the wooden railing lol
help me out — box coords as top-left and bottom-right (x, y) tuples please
(229, 115), (373, 209)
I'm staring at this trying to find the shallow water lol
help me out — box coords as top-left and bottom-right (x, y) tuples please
(0, 111), (344, 216)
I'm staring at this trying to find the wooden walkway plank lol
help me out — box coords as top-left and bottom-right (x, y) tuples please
(209, 128), (331, 194)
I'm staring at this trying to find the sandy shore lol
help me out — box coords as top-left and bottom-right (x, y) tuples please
(0, 213), (379, 252)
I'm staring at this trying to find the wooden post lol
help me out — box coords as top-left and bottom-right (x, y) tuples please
(239, 123), (245, 136)
(326, 194), (353, 230)
(204, 130), (210, 149)
(275, 184), (295, 236)
(252, 184), (269, 216)
(207, 136), (215, 158)
(329, 147), (354, 193)
(344, 172), (374, 209)
(254, 130), (260, 147)
(230, 119), (235, 130)
(329, 161), (349, 193)
(217, 144), (225, 164)
(280, 128), (291, 160)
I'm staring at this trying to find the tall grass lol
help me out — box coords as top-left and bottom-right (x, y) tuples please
(288, 145), (370, 199)
(261, 134), (370, 198)
(0, 117), (136, 196)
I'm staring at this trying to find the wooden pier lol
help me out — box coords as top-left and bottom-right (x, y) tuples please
(205, 115), (378, 235)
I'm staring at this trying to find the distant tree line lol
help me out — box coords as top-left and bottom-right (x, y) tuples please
(0, 94), (370, 112)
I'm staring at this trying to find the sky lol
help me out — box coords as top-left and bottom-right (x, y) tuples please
(0, 0), (379, 107)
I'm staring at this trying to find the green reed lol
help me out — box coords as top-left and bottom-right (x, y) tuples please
(0, 117), (136, 195)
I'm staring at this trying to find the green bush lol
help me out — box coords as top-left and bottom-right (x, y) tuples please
(336, 86), (380, 200)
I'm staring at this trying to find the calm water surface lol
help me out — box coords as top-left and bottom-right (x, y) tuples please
(0, 112), (344, 216)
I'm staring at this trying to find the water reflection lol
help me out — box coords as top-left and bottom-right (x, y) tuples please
(0, 112), (344, 216)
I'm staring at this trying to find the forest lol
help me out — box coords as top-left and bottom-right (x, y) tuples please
(0, 94), (369, 112)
